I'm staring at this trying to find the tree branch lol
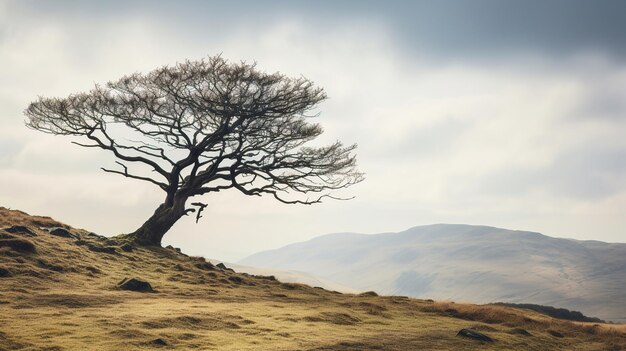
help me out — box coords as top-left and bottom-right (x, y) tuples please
(101, 161), (168, 190)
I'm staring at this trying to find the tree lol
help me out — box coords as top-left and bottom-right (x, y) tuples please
(25, 56), (363, 246)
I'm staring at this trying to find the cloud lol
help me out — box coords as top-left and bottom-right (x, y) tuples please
(474, 146), (626, 200)
(568, 66), (626, 121)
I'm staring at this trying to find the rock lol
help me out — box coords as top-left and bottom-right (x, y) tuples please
(0, 238), (36, 253)
(194, 262), (215, 271)
(2, 226), (36, 236)
(117, 278), (154, 292)
(48, 227), (73, 238)
(149, 338), (167, 346)
(216, 262), (234, 271)
(87, 244), (117, 254)
(228, 276), (244, 284)
(0, 267), (11, 277)
(548, 330), (564, 338)
(359, 291), (378, 297)
(457, 328), (494, 342)
(120, 244), (133, 252)
(510, 328), (533, 336)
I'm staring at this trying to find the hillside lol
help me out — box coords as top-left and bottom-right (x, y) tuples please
(240, 224), (626, 323)
(0, 208), (624, 350)
(210, 261), (358, 294)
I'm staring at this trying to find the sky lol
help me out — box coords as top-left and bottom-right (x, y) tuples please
(1, 0), (625, 261)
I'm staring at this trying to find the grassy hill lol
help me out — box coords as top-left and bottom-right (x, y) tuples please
(0, 207), (624, 350)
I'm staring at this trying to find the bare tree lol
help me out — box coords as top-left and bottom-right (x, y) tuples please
(25, 56), (363, 246)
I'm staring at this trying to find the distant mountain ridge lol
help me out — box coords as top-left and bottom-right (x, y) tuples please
(240, 224), (626, 322)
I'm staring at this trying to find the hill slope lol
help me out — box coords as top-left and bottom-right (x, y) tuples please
(210, 260), (358, 294)
(1, 208), (624, 350)
(240, 224), (626, 322)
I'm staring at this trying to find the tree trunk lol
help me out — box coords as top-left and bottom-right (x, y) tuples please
(130, 197), (188, 246)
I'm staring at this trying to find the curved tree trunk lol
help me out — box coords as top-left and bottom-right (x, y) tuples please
(130, 196), (188, 246)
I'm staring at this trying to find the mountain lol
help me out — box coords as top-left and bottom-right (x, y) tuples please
(240, 224), (626, 322)
(2, 207), (625, 350)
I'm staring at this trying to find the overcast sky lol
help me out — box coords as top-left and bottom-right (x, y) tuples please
(1, 0), (625, 261)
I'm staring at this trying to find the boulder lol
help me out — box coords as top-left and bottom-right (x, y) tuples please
(48, 227), (73, 238)
(117, 278), (154, 292)
(216, 262), (234, 271)
(87, 244), (117, 254)
(228, 276), (244, 284)
(120, 244), (133, 252)
(76, 239), (118, 254)
(457, 328), (494, 342)
(194, 262), (215, 271)
(2, 226), (36, 236)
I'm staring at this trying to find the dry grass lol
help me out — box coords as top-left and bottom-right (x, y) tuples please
(0, 207), (624, 350)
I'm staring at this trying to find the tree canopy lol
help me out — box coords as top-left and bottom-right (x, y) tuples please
(25, 56), (363, 245)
